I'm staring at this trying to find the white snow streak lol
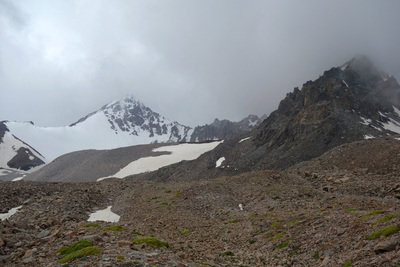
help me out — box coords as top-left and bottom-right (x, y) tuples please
(342, 80), (349, 87)
(12, 175), (25, 181)
(87, 206), (120, 223)
(364, 135), (375, 140)
(98, 141), (222, 181)
(239, 137), (251, 143)
(379, 112), (400, 134)
(0, 206), (22, 221)
(215, 157), (225, 167)
(393, 106), (400, 117)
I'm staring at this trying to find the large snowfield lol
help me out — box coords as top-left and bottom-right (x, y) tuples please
(5, 112), (178, 162)
(97, 141), (222, 181)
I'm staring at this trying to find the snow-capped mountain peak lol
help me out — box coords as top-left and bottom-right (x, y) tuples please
(1, 95), (263, 178)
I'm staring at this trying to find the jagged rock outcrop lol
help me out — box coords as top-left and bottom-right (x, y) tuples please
(136, 56), (400, 181)
(189, 115), (265, 142)
(247, 55), (400, 169)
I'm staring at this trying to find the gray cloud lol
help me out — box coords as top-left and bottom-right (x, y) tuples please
(1, 0), (400, 127)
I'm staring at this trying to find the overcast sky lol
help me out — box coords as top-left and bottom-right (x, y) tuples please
(1, 1), (400, 127)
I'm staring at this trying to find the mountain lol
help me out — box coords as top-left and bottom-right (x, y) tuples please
(189, 115), (266, 142)
(134, 55), (400, 181)
(23, 141), (221, 183)
(1, 96), (264, 175)
(0, 121), (45, 175)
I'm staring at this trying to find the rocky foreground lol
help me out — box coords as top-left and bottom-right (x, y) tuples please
(1, 138), (400, 266)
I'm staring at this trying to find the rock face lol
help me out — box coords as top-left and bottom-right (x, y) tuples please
(135, 56), (400, 181)
(248, 55), (400, 169)
(189, 115), (266, 142)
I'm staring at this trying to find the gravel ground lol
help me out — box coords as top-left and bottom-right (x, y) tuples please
(1, 138), (400, 266)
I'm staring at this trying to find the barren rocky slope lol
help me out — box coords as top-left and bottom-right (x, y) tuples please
(1, 137), (400, 266)
(23, 143), (174, 182)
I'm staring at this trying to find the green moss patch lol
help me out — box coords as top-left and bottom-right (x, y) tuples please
(132, 236), (169, 248)
(270, 222), (281, 228)
(372, 214), (398, 228)
(103, 225), (123, 231)
(360, 210), (383, 220)
(344, 208), (356, 212)
(228, 219), (238, 223)
(272, 233), (283, 241)
(181, 229), (190, 235)
(132, 231), (143, 236)
(57, 240), (94, 255)
(365, 225), (399, 240)
(220, 251), (234, 256)
(342, 259), (353, 267)
(58, 246), (100, 263)
(82, 222), (100, 228)
(274, 240), (289, 251)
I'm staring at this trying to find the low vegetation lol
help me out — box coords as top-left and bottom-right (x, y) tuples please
(365, 225), (399, 240)
(58, 246), (100, 264)
(103, 225), (124, 231)
(181, 229), (190, 235)
(82, 222), (100, 228)
(132, 236), (169, 248)
(371, 214), (398, 228)
(57, 240), (94, 255)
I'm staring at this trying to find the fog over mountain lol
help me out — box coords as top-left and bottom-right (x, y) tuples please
(1, 1), (400, 127)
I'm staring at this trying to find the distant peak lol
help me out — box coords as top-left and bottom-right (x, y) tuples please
(347, 54), (374, 70)
(122, 94), (137, 102)
(340, 55), (386, 81)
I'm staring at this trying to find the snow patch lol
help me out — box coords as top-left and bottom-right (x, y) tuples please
(379, 112), (400, 134)
(12, 175), (25, 181)
(239, 204), (244, 211)
(360, 117), (371, 126)
(340, 63), (348, 71)
(98, 141), (222, 181)
(393, 106), (400, 117)
(364, 135), (375, 140)
(215, 157), (225, 168)
(239, 137), (251, 143)
(87, 206), (120, 223)
(0, 206), (22, 221)
(342, 80), (349, 87)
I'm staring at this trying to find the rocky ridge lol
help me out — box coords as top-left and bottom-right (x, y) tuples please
(134, 56), (400, 183)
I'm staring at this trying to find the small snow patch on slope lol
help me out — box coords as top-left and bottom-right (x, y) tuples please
(379, 112), (400, 134)
(0, 206), (22, 221)
(364, 135), (375, 140)
(98, 141), (222, 181)
(216, 157), (225, 167)
(393, 106), (400, 117)
(239, 137), (251, 143)
(88, 206), (120, 223)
